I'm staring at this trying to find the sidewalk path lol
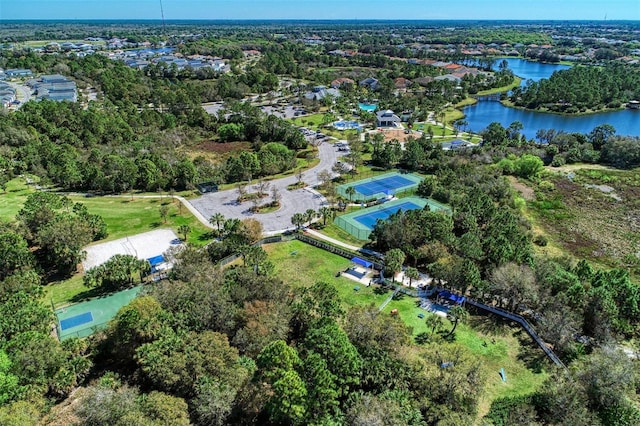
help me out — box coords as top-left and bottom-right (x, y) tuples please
(303, 228), (362, 251)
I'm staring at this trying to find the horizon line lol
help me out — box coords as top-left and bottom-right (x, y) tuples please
(2, 18), (640, 22)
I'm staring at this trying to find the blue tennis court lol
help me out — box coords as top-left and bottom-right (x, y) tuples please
(60, 311), (93, 331)
(354, 175), (416, 196)
(354, 201), (423, 228)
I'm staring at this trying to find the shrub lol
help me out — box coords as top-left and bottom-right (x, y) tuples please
(533, 235), (548, 247)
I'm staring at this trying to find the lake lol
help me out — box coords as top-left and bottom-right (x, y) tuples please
(462, 59), (639, 138)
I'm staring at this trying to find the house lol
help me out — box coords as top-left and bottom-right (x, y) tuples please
(414, 76), (435, 86)
(243, 49), (261, 58)
(41, 74), (70, 84)
(359, 77), (379, 91)
(434, 75), (462, 83)
(30, 74), (77, 102)
(444, 63), (463, 72)
(627, 100), (640, 110)
(376, 110), (401, 127)
(330, 77), (355, 89)
(394, 77), (412, 90)
(5, 69), (33, 78)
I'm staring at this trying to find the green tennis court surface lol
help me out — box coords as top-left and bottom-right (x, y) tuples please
(55, 286), (143, 340)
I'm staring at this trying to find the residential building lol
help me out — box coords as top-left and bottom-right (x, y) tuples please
(5, 69), (33, 78)
(359, 77), (379, 91)
(28, 74), (77, 102)
(330, 77), (355, 89)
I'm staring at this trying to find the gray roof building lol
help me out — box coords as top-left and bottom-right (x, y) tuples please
(376, 110), (401, 127)
(303, 85), (340, 102)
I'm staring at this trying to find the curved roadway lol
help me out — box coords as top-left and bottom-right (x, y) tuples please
(188, 141), (345, 234)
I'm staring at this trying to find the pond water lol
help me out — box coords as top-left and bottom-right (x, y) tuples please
(462, 59), (639, 138)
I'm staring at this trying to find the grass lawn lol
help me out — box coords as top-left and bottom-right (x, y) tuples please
(414, 122), (455, 137)
(476, 77), (522, 96)
(72, 196), (212, 246)
(0, 179), (211, 246)
(264, 239), (548, 415)
(42, 196), (213, 308)
(264, 239), (388, 309)
(290, 113), (325, 128)
(44, 274), (85, 309)
(313, 222), (368, 247)
(0, 177), (35, 221)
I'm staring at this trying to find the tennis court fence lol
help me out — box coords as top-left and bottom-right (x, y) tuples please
(217, 233), (383, 271)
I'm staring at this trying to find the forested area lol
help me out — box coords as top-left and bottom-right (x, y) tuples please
(1, 20), (640, 425)
(476, 121), (640, 169)
(2, 166), (640, 425)
(510, 64), (640, 112)
(0, 49), (310, 192)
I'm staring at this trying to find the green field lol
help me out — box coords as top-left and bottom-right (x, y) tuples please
(0, 178), (211, 246)
(0, 177), (36, 220)
(264, 239), (388, 308)
(264, 239), (548, 414)
(72, 196), (211, 245)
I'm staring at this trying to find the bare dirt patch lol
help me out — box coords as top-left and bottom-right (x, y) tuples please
(508, 176), (535, 201)
(194, 140), (252, 154)
(370, 128), (421, 143)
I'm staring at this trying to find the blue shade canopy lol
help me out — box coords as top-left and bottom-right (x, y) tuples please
(351, 257), (372, 268)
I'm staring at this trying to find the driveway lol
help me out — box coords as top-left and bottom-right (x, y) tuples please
(188, 141), (345, 234)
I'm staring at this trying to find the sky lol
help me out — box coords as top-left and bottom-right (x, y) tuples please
(1, 0), (639, 21)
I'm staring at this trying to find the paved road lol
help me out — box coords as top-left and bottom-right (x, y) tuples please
(189, 141), (345, 234)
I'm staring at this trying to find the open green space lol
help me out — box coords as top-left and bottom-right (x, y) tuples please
(0, 177), (35, 221)
(264, 239), (548, 411)
(314, 223), (368, 247)
(413, 122), (455, 136)
(70, 196), (212, 246)
(45, 274), (85, 309)
(476, 76), (522, 95)
(379, 296), (547, 411)
(264, 239), (387, 308)
(0, 180), (211, 247)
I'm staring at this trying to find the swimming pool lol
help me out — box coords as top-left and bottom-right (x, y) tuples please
(333, 120), (363, 130)
(358, 103), (377, 112)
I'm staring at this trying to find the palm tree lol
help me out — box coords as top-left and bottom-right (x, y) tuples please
(405, 267), (420, 287)
(384, 248), (406, 283)
(222, 218), (241, 238)
(209, 213), (225, 232)
(178, 224), (191, 241)
(446, 306), (469, 338)
(345, 186), (356, 203)
(291, 213), (305, 231)
(319, 206), (332, 226)
(304, 208), (317, 226)
(425, 314), (444, 336)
